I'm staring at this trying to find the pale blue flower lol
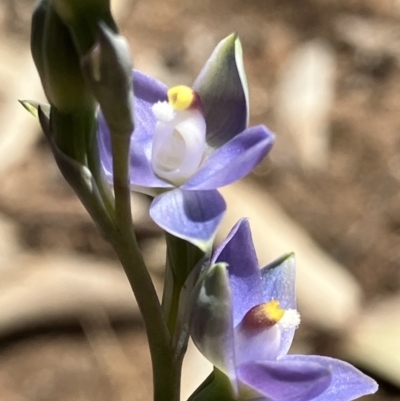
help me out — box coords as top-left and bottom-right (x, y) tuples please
(190, 219), (378, 401)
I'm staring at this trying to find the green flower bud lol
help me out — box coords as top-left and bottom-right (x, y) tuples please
(31, 0), (50, 95)
(51, 0), (117, 54)
(31, 1), (93, 112)
(82, 23), (134, 135)
(52, 0), (111, 23)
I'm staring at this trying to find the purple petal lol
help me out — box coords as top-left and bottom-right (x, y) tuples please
(182, 125), (274, 191)
(237, 359), (332, 401)
(261, 253), (297, 357)
(190, 263), (238, 394)
(283, 355), (378, 401)
(129, 70), (172, 188)
(133, 69), (168, 104)
(97, 69), (172, 188)
(193, 34), (249, 149)
(212, 219), (263, 326)
(149, 189), (226, 251)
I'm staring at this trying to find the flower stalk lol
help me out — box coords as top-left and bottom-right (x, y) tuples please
(110, 126), (179, 401)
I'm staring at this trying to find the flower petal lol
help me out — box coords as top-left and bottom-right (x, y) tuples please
(283, 355), (378, 401)
(97, 69), (173, 188)
(182, 125), (274, 190)
(212, 219), (263, 326)
(193, 34), (249, 149)
(129, 70), (173, 188)
(261, 253), (297, 357)
(237, 358), (332, 401)
(149, 188), (226, 251)
(190, 263), (238, 394)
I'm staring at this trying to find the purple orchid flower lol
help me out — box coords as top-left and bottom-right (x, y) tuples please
(190, 219), (378, 401)
(98, 34), (275, 250)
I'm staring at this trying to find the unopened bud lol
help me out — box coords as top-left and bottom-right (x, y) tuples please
(52, 0), (111, 23)
(51, 0), (117, 54)
(82, 23), (134, 135)
(31, 2), (93, 112)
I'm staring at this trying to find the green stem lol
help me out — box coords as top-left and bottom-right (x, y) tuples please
(111, 130), (180, 401)
(167, 277), (181, 334)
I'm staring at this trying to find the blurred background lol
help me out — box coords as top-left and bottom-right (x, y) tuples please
(0, 0), (399, 400)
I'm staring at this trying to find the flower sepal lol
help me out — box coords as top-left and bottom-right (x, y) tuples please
(190, 262), (237, 388)
(193, 33), (249, 149)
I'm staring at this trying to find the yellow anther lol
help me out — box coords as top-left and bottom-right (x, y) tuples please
(168, 85), (195, 111)
(262, 300), (285, 323)
(240, 299), (286, 331)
